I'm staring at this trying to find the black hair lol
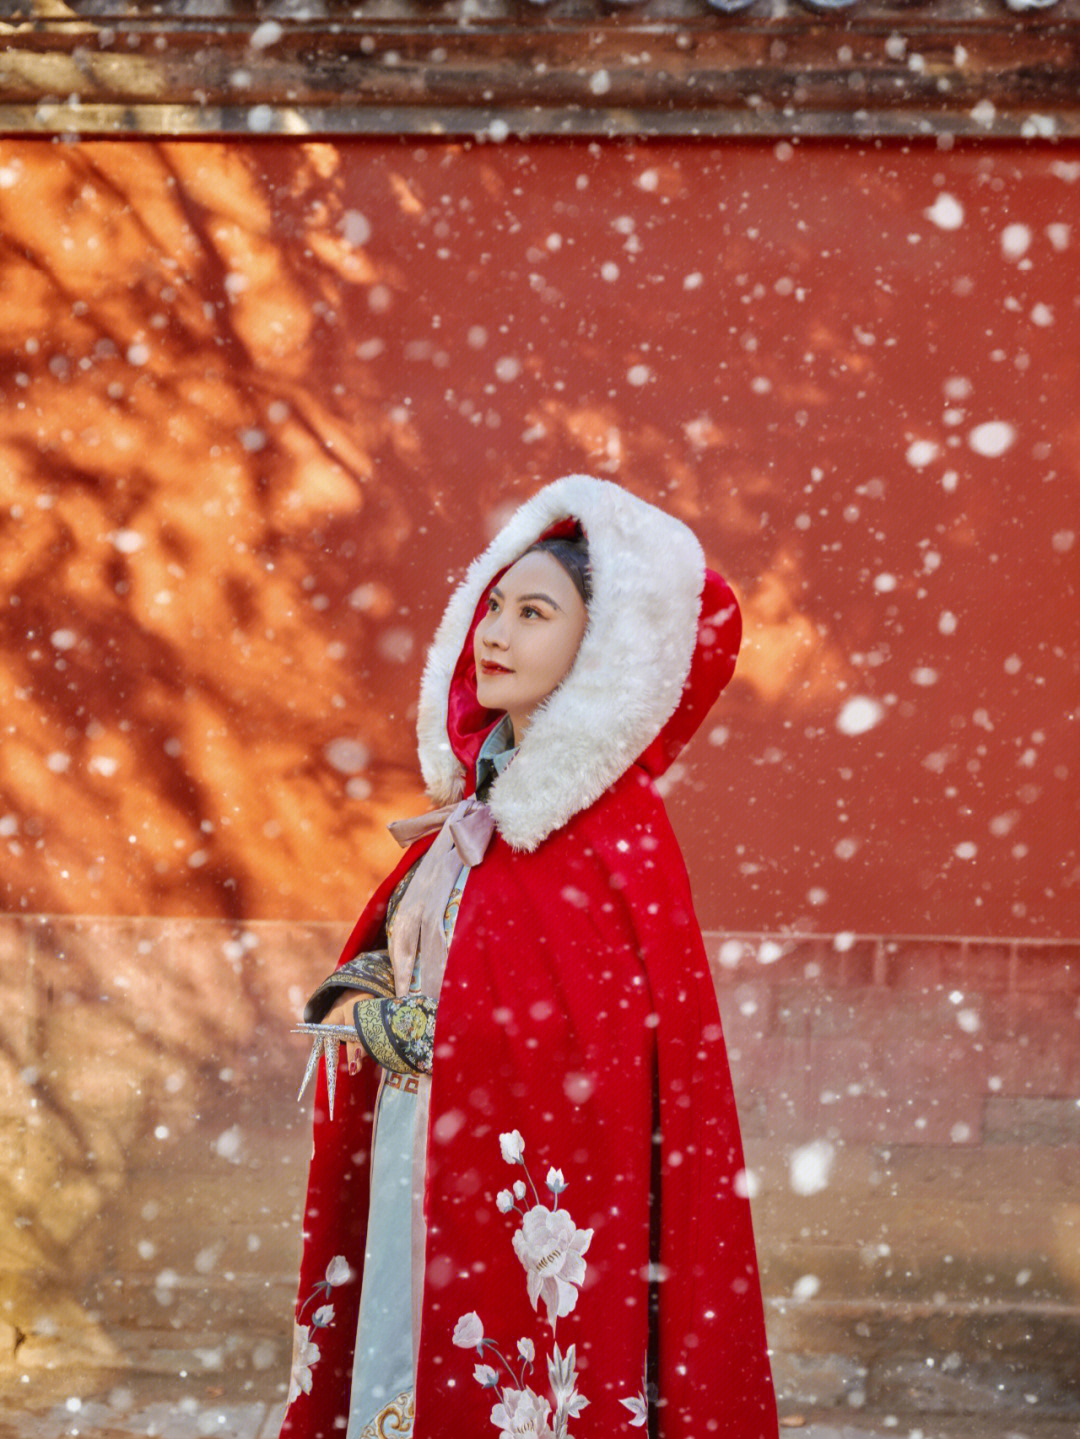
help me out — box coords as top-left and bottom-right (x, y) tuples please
(521, 534), (592, 606)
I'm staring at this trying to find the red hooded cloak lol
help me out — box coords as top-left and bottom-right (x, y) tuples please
(281, 477), (778, 1439)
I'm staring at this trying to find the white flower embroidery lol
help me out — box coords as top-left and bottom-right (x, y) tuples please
(456, 1133), (641, 1436)
(490, 1386), (555, 1438)
(547, 1344), (577, 1404)
(620, 1394), (648, 1427)
(500, 1130), (526, 1164)
(324, 1254), (353, 1286)
(512, 1205), (593, 1329)
(453, 1311), (485, 1350)
(620, 1359), (650, 1428)
(289, 1254), (353, 1402)
(287, 1322), (321, 1406)
(548, 1344), (589, 1423)
(545, 1167), (566, 1195)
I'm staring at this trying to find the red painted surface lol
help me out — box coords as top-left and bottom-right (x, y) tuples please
(0, 138), (1076, 935)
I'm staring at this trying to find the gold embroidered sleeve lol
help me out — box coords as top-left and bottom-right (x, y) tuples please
(351, 995), (437, 1076)
(302, 951), (396, 1024)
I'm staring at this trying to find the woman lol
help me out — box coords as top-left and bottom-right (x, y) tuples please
(282, 475), (778, 1439)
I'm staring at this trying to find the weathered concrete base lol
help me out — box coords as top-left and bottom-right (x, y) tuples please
(2, 919), (1078, 1434)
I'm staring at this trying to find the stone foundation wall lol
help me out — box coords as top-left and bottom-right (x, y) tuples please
(1, 916), (1077, 1424)
(715, 931), (1080, 1422)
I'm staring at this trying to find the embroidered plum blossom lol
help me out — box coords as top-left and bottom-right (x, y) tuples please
(490, 1387), (555, 1438)
(287, 1322), (321, 1406)
(453, 1311), (485, 1350)
(496, 1189), (515, 1213)
(517, 1337), (535, 1364)
(512, 1205), (593, 1328)
(311, 1304), (335, 1329)
(475, 1363), (500, 1388)
(500, 1130), (526, 1164)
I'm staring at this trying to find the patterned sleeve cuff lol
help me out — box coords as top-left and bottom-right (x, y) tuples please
(302, 951), (396, 1024)
(351, 995), (437, 1076)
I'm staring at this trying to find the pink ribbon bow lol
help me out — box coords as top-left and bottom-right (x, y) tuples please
(385, 796), (496, 998)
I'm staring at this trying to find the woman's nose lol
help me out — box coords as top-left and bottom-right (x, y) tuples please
(483, 612), (509, 647)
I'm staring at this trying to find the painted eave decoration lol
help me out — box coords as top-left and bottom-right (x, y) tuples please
(1, 0), (1079, 137)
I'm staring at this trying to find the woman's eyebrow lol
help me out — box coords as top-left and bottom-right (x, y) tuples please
(490, 587), (561, 610)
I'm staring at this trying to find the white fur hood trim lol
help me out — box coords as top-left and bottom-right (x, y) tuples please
(416, 475), (706, 851)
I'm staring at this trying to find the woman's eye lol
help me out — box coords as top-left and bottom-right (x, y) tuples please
(521, 604), (541, 619)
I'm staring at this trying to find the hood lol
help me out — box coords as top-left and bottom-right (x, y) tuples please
(416, 475), (741, 851)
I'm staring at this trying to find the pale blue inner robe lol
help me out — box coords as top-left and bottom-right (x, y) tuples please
(347, 715), (516, 1438)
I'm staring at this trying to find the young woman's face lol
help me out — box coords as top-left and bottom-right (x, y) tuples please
(473, 549), (588, 743)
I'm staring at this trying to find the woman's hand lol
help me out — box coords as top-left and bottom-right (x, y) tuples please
(322, 996), (362, 1074)
(318, 991), (437, 1079)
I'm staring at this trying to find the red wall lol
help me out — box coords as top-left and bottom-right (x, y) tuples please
(0, 137), (1076, 936)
